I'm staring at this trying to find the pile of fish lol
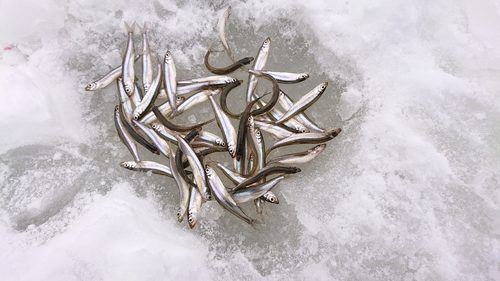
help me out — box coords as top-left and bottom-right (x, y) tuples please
(85, 6), (341, 228)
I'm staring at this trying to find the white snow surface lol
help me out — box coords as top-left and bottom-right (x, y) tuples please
(1, 0), (499, 280)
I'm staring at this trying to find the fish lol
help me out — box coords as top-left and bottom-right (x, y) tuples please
(187, 186), (202, 228)
(175, 128), (201, 188)
(152, 106), (214, 132)
(208, 95), (237, 158)
(139, 96), (185, 125)
(167, 145), (190, 223)
(278, 90), (325, 132)
(267, 144), (327, 165)
(119, 103), (160, 155)
(231, 165), (301, 193)
(231, 176), (285, 203)
(175, 132), (212, 201)
(113, 105), (140, 162)
(177, 75), (238, 85)
(131, 119), (171, 157)
(274, 82), (328, 124)
(89, 20), (344, 229)
(139, 23), (154, 93)
(246, 37), (271, 103)
(267, 127), (342, 153)
(261, 191), (279, 204)
(251, 70), (309, 84)
(219, 79), (242, 118)
(122, 22), (137, 96)
(247, 70), (280, 116)
(218, 6), (235, 62)
(235, 94), (268, 161)
(170, 89), (221, 117)
(120, 160), (172, 177)
(205, 43), (254, 75)
(205, 165), (255, 225)
(85, 55), (140, 91)
(133, 63), (162, 120)
(163, 50), (178, 115)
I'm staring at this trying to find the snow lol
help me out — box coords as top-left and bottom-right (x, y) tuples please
(1, 0), (499, 280)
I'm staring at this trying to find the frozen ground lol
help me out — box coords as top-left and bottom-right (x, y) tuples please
(1, 0), (499, 280)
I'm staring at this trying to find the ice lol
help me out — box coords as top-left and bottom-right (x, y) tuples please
(1, 0), (500, 280)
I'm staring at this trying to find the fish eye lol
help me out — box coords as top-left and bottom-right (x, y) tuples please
(188, 217), (193, 223)
(229, 148), (234, 154)
(301, 128), (307, 133)
(207, 194), (212, 200)
(205, 168), (210, 173)
(270, 197), (275, 203)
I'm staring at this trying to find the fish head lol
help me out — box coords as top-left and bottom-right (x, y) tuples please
(227, 142), (236, 158)
(176, 208), (184, 223)
(296, 125), (309, 133)
(85, 82), (97, 91)
(151, 123), (164, 132)
(327, 128), (342, 138)
(205, 165), (215, 178)
(133, 108), (143, 120)
(263, 192), (279, 204)
(215, 138), (225, 147)
(188, 212), (198, 228)
(310, 144), (327, 155)
(318, 82), (328, 92)
(164, 51), (173, 64)
(225, 76), (238, 84)
(261, 37), (271, 51)
(254, 129), (263, 144)
(120, 161), (137, 170)
(124, 84), (134, 95)
(176, 96), (185, 104)
(204, 191), (212, 201)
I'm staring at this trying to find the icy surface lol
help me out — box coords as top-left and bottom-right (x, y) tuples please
(1, 0), (500, 280)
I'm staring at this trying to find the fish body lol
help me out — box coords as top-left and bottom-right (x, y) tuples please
(122, 22), (136, 96)
(205, 165), (255, 225)
(164, 50), (178, 115)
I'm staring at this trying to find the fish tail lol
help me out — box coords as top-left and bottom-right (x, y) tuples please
(138, 22), (147, 35)
(208, 40), (225, 53)
(124, 21), (132, 33)
(124, 21), (136, 33)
